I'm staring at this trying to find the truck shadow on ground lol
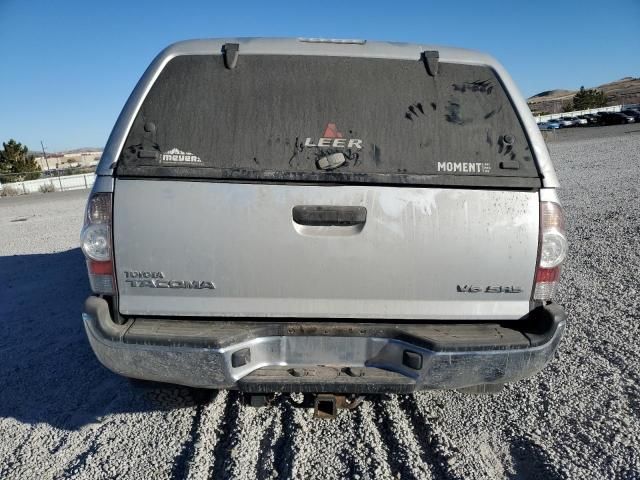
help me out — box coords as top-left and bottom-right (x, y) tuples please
(508, 436), (565, 480)
(0, 248), (204, 431)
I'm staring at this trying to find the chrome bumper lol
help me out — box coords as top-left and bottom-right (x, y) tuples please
(83, 297), (565, 393)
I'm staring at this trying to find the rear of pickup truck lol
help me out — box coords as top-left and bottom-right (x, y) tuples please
(81, 39), (567, 398)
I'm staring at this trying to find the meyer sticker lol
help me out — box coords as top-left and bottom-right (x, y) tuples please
(161, 148), (202, 164)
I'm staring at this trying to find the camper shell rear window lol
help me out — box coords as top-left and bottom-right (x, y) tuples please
(116, 54), (541, 188)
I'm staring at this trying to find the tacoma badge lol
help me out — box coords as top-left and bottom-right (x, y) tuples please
(124, 271), (216, 289)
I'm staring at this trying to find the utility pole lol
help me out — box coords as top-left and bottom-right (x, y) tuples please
(40, 140), (51, 173)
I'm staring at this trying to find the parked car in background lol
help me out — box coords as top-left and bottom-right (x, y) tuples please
(553, 118), (575, 128)
(568, 116), (588, 126)
(621, 109), (640, 122)
(557, 117), (574, 127)
(598, 112), (635, 125)
(579, 114), (599, 125)
(538, 120), (561, 130)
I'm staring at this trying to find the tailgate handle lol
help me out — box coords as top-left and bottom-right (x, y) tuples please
(292, 206), (367, 227)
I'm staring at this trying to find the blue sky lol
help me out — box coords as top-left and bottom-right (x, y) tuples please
(1, 0), (638, 152)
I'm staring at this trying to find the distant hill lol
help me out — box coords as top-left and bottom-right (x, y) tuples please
(62, 147), (103, 154)
(29, 147), (103, 157)
(529, 89), (573, 100)
(528, 77), (640, 114)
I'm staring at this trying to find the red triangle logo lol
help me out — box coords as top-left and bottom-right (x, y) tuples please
(322, 123), (343, 138)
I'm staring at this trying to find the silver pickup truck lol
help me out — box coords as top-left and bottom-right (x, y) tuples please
(80, 38), (567, 415)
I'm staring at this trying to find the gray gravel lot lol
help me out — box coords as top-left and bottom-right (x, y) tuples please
(1, 127), (639, 479)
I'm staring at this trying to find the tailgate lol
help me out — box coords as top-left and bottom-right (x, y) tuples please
(113, 180), (538, 320)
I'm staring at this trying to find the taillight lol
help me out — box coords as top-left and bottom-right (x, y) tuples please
(80, 193), (114, 294)
(534, 201), (568, 301)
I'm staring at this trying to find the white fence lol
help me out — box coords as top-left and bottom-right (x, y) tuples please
(0, 173), (96, 195)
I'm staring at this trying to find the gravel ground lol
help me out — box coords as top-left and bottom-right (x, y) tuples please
(1, 127), (639, 479)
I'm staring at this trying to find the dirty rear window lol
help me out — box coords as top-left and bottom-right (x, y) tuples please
(116, 55), (540, 187)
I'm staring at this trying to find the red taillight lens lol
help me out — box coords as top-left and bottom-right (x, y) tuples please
(88, 260), (113, 275)
(536, 267), (561, 283)
(80, 193), (114, 294)
(534, 202), (567, 301)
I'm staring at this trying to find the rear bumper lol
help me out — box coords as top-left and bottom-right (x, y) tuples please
(83, 297), (566, 394)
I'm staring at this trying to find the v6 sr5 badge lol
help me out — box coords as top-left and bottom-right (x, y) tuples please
(457, 285), (523, 293)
